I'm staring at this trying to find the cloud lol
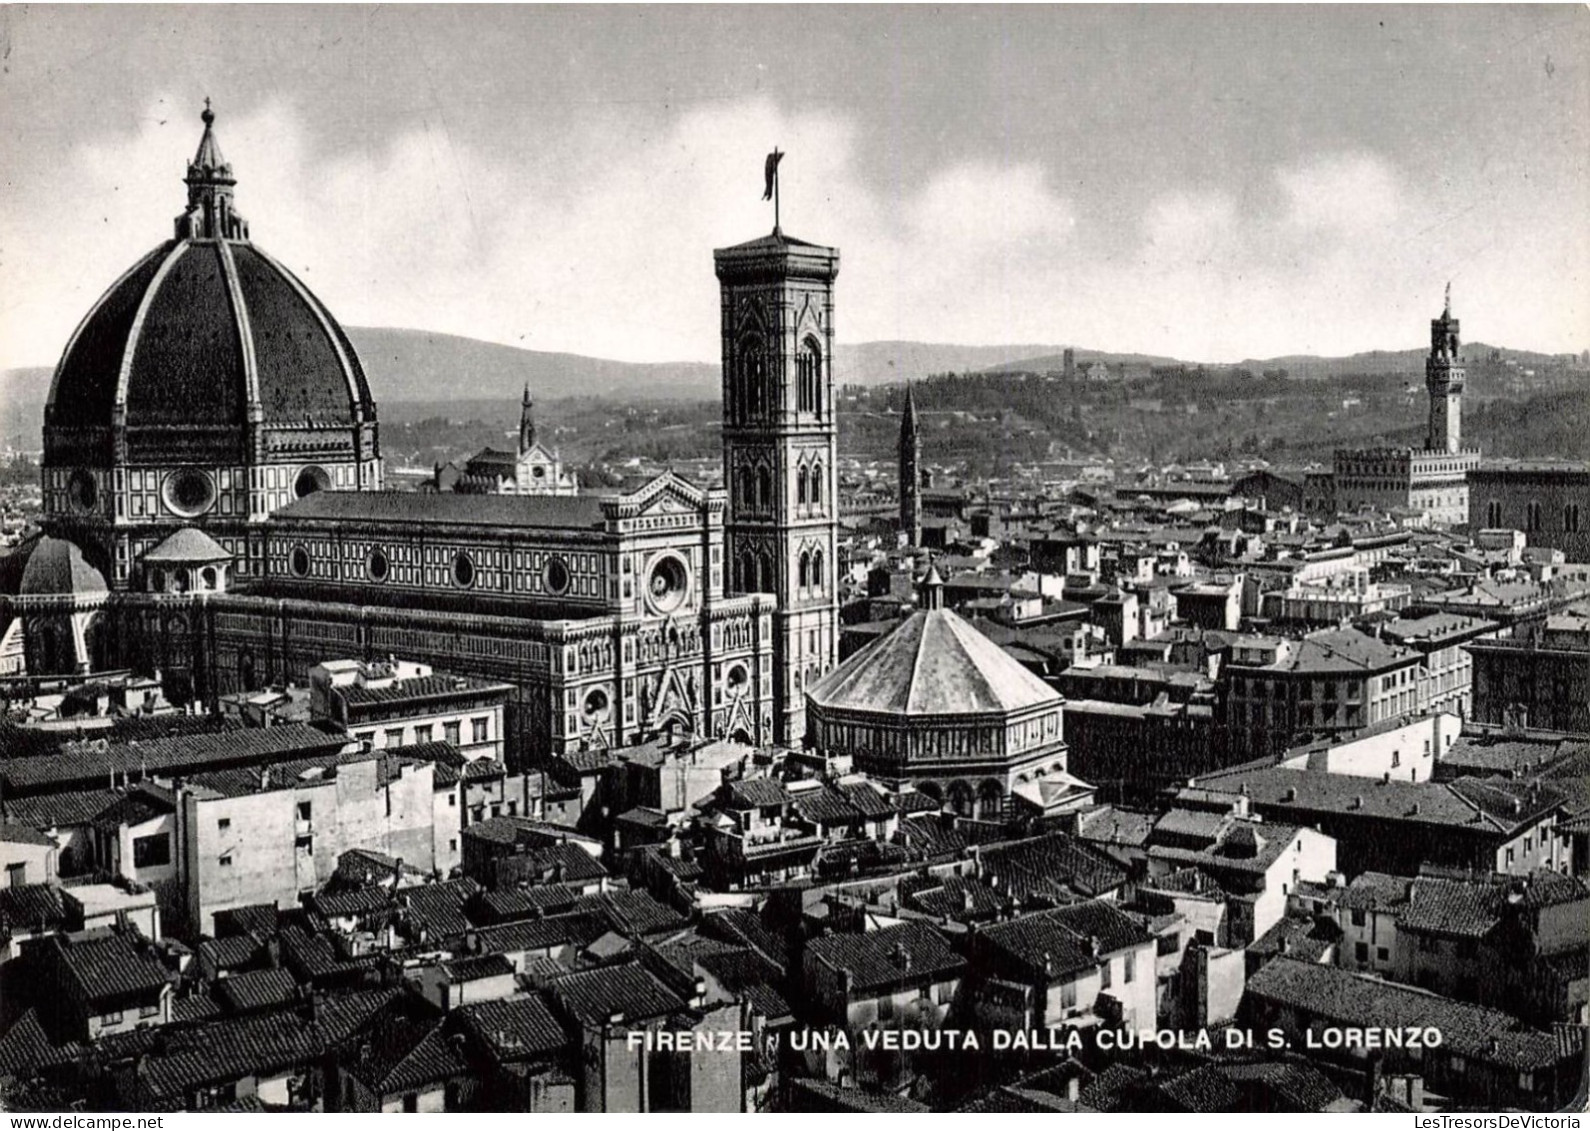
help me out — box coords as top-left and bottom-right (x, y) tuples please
(0, 104), (1581, 377)
(1277, 152), (1402, 232)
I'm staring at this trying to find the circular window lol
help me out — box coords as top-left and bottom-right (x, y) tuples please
(67, 469), (98, 513)
(452, 552), (476, 588)
(289, 546), (311, 578)
(727, 664), (748, 690)
(163, 468), (216, 518)
(544, 556), (571, 595)
(294, 465), (331, 498)
(532, 465), (546, 479)
(367, 548), (390, 582)
(583, 688), (609, 718)
(645, 554), (690, 613)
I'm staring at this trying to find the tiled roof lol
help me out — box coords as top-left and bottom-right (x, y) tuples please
(47, 928), (170, 1002)
(1339, 872), (1414, 912)
(471, 913), (609, 958)
(398, 878), (479, 939)
(214, 969), (299, 1013)
(456, 995), (569, 1060)
(1247, 957), (1568, 1069)
(337, 673), (508, 708)
(309, 885), (394, 919)
(977, 831), (1128, 901)
(788, 783), (862, 826)
(805, 920), (963, 994)
(1398, 871), (1588, 938)
(200, 933), (269, 971)
(274, 490), (607, 532)
(1228, 628), (1420, 675)
(0, 883), (66, 937)
(138, 1010), (322, 1102)
(701, 908), (790, 970)
(785, 1078), (932, 1113)
(3, 724), (351, 794)
(489, 841), (608, 887)
(1247, 914), (1340, 964)
(978, 901), (1153, 980)
(88, 788), (173, 832)
(0, 823), (57, 847)
(0, 1009), (80, 1078)
(581, 889), (689, 937)
(441, 954), (513, 983)
(833, 779), (895, 819)
(1187, 765), (1560, 835)
(724, 776), (792, 809)
(4, 789), (130, 830)
(549, 961), (686, 1026)
(809, 607), (1062, 717)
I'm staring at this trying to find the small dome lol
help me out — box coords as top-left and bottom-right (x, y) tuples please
(809, 607), (1061, 718)
(18, 536), (109, 597)
(143, 527), (233, 565)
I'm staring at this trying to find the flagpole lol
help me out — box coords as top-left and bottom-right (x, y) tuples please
(774, 164), (781, 235)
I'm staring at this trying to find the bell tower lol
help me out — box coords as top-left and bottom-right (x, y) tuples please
(715, 229), (840, 745)
(899, 383), (922, 546)
(1426, 283), (1465, 454)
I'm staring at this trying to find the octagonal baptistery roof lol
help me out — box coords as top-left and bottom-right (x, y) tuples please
(809, 607), (1061, 719)
(43, 103), (376, 468)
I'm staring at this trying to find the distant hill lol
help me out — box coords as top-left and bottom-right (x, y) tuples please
(833, 341), (1071, 386)
(3, 325), (1580, 449)
(344, 328), (720, 402)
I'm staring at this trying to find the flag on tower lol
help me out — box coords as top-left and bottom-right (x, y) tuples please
(763, 149), (784, 201)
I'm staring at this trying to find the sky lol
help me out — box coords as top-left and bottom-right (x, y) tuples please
(1, 4), (1587, 373)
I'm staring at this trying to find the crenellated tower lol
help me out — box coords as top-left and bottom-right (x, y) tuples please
(715, 229), (839, 745)
(1426, 283), (1465, 454)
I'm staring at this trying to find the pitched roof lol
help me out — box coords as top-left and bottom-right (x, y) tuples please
(977, 831), (1128, 901)
(978, 901), (1154, 980)
(214, 968), (299, 1013)
(1186, 765), (1561, 835)
(809, 607), (1062, 717)
(1247, 958), (1568, 1070)
(46, 928), (170, 1002)
(805, 920), (964, 994)
(274, 490), (607, 531)
(456, 995), (569, 1061)
(549, 961), (686, 1026)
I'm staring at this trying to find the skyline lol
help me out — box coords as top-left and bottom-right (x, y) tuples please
(2, 5), (1587, 377)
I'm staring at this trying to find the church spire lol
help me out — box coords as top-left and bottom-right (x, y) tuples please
(518, 383), (536, 455)
(176, 99), (249, 241)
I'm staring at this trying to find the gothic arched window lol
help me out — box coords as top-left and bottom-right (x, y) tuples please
(812, 549), (824, 589)
(738, 336), (765, 421)
(798, 336), (822, 415)
(798, 551), (811, 589)
(758, 551), (774, 593)
(797, 465), (809, 506)
(757, 467), (772, 510)
(811, 461), (823, 506)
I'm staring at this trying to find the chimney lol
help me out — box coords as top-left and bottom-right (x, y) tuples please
(1352, 795), (1364, 810)
(1088, 935), (1101, 959)
(258, 766), (270, 791)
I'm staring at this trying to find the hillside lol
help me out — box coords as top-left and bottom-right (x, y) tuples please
(4, 324), (1582, 451)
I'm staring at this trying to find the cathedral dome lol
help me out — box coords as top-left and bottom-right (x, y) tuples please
(44, 103), (375, 466)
